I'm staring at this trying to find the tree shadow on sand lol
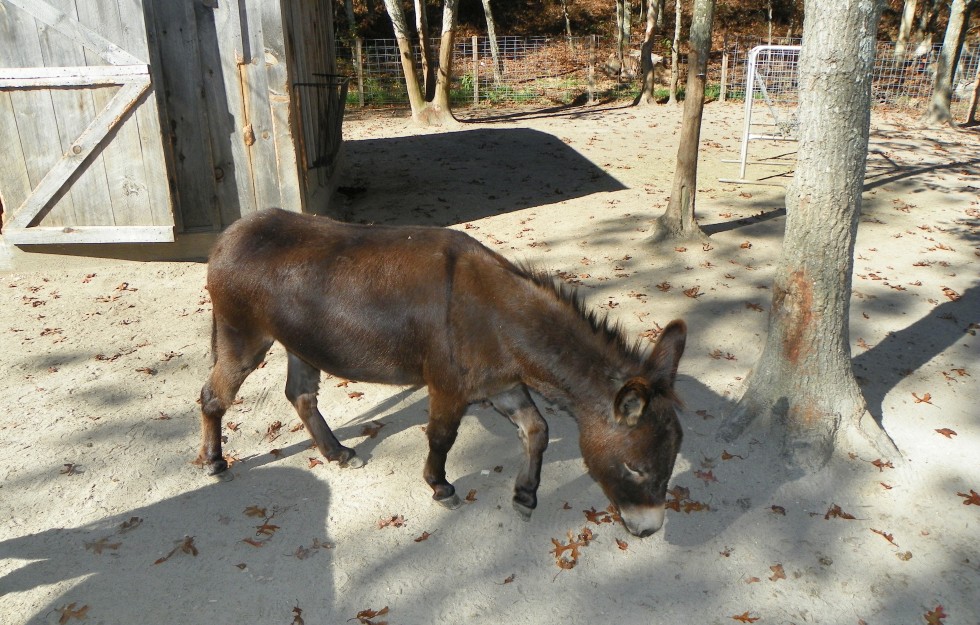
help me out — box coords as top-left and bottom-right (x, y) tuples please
(0, 467), (332, 625)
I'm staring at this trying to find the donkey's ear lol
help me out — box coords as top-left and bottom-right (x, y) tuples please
(647, 319), (686, 386)
(614, 378), (650, 426)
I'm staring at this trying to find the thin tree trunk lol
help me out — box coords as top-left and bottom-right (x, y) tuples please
(635, 0), (665, 105)
(967, 56), (980, 124)
(894, 0), (917, 58)
(719, 0), (898, 469)
(560, 0), (574, 44)
(430, 0), (460, 118)
(481, 0), (504, 84)
(923, 0), (974, 125)
(343, 0), (358, 38)
(668, 0), (681, 104)
(415, 0), (437, 101)
(382, 0), (426, 114)
(646, 0), (713, 243)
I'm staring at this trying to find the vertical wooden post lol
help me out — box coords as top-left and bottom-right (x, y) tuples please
(588, 34), (596, 104)
(355, 38), (365, 106)
(720, 32), (729, 102)
(473, 35), (479, 105)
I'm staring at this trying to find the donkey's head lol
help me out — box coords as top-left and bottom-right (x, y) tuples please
(581, 319), (686, 537)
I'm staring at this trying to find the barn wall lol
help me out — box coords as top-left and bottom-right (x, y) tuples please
(147, 0), (310, 232)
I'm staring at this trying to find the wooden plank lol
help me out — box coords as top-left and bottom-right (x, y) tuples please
(114, 0), (174, 231)
(4, 0), (143, 64)
(3, 224), (173, 244)
(6, 79), (149, 228)
(0, 64), (149, 86)
(36, 0), (111, 229)
(148, 0), (218, 230)
(241, 0), (283, 211)
(2, 0), (77, 227)
(0, 92), (33, 218)
(198, 0), (256, 227)
(257, 0), (299, 212)
(73, 0), (149, 228)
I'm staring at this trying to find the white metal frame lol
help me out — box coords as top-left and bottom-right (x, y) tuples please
(720, 44), (802, 185)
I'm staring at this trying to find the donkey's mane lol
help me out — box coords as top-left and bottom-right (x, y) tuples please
(514, 263), (647, 363)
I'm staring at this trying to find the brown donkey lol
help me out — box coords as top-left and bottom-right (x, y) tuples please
(198, 208), (686, 537)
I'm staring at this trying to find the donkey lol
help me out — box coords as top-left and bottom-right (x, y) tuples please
(198, 208), (686, 537)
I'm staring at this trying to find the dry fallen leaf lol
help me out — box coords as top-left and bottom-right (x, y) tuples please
(924, 605), (947, 625)
(769, 563), (786, 581)
(770, 505), (786, 516)
(721, 450), (743, 460)
(361, 421), (385, 438)
(308, 457), (324, 468)
(414, 531), (433, 543)
(291, 606), (305, 625)
(824, 504), (856, 520)
(615, 538), (629, 551)
(957, 489), (980, 506)
(935, 428), (957, 438)
(58, 603), (90, 624)
(501, 573), (516, 584)
(871, 458), (895, 472)
(354, 606), (389, 625)
(377, 515), (407, 529)
(465, 489), (478, 503)
(912, 392), (934, 405)
(731, 611), (760, 623)
(871, 528), (898, 547)
(85, 537), (121, 555)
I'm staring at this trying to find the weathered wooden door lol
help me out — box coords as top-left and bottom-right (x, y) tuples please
(0, 0), (174, 244)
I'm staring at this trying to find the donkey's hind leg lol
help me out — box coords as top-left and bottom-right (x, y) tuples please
(490, 385), (549, 520)
(285, 352), (363, 468)
(198, 319), (273, 475)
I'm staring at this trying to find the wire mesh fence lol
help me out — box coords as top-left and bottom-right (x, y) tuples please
(338, 34), (979, 122)
(720, 35), (980, 122)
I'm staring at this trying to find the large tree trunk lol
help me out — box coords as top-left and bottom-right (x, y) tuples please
(481, 0), (504, 84)
(667, 0), (682, 104)
(913, 0), (942, 54)
(719, 0), (898, 469)
(381, 0), (459, 125)
(635, 0), (666, 105)
(894, 0), (917, 58)
(922, 0), (975, 125)
(646, 0), (713, 243)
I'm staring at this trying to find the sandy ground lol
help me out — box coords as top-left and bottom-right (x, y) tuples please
(1, 102), (978, 625)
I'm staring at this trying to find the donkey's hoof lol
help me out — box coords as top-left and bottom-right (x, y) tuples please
(435, 493), (462, 510)
(513, 500), (534, 521)
(341, 455), (365, 469)
(207, 458), (228, 476)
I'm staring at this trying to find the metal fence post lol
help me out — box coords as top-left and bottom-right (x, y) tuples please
(588, 34), (596, 104)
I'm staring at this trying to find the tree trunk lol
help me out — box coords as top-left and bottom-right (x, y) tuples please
(560, 0), (574, 43)
(481, 0), (504, 84)
(414, 0), (437, 101)
(343, 0), (358, 38)
(383, 0), (426, 114)
(668, 0), (681, 104)
(635, 0), (665, 105)
(646, 0), (713, 243)
(967, 56), (980, 124)
(430, 0), (460, 117)
(913, 0), (942, 55)
(894, 0), (917, 58)
(381, 0), (459, 125)
(719, 0), (899, 469)
(923, 0), (974, 125)
(615, 0), (632, 80)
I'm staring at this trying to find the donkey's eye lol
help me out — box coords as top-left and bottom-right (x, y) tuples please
(624, 463), (646, 481)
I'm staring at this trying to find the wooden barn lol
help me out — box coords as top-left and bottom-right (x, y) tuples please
(0, 0), (346, 259)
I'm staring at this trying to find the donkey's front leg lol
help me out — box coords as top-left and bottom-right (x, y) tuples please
(490, 385), (549, 520)
(423, 389), (467, 510)
(286, 353), (363, 468)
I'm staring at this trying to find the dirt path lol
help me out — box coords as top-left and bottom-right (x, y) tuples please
(1, 103), (977, 625)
